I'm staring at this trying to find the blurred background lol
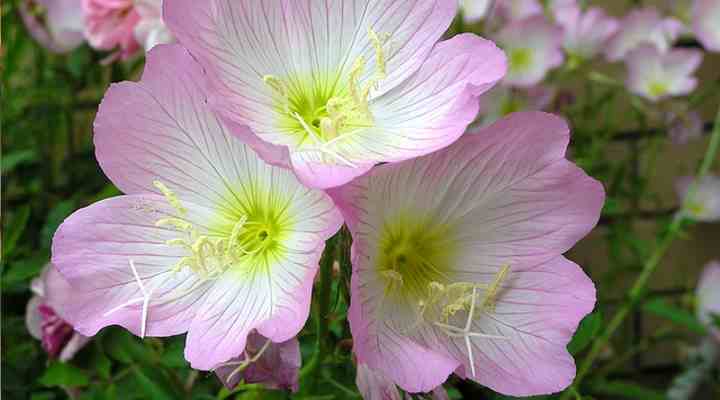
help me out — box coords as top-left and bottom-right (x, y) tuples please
(2, 0), (720, 399)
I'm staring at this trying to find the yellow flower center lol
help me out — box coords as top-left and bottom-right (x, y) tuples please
(262, 29), (391, 166)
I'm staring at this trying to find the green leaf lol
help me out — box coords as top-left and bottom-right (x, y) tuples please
(642, 298), (706, 335)
(589, 380), (665, 400)
(2, 149), (37, 174)
(2, 205), (30, 259)
(159, 337), (188, 368)
(30, 393), (57, 400)
(41, 200), (77, 249)
(131, 365), (178, 400)
(92, 347), (113, 379)
(103, 329), (155, 365)
(1, 253), (47, 292)
(39, 362), (90, 388)
(568, 311), (602, 355)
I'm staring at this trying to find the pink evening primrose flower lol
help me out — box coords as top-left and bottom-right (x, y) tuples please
(605, 7), (685, 62)
(554, 4), (619, 60)
(625, 45), (702, 102)
(459, 0), (491, 24)
(18, 0), (85, 54)
(26, 264), (91, 361)
(676, 175), (720, 222)
(215, 332), (300, 392)
(163, 0), (507, 189)
(698, 261), (720, 339)
(328, 112), (603, 396)
(51, 44), (342, 370)
(356, 362), (449, 400)
(133, 0), (173, 51)
(693, 0), (720, 52)
(82, 0), (141, 60)
(495, 16), (564, 87)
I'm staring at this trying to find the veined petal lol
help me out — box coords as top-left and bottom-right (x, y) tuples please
(164, 0), (456, 148)
(51, 194), (215, 337)
(329, 112), (602, 395)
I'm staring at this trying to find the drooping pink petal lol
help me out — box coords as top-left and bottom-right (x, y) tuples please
(82, 0), (141, 60)
(215, 332), (300, 392)
(329, 111), (602, 396)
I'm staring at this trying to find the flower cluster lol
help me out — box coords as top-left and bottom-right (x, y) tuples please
(25, 0), (675, 397)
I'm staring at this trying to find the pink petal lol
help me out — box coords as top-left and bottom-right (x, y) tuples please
(51, 194), (213, 337)
(215, 332), (300, 392)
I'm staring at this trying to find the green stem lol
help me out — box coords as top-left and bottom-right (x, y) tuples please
(562, 106), (720, 399)
(301, 235), (338, 393)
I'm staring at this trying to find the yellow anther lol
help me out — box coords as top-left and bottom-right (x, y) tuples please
(368, 28), (387, 80)
(165, 238), (190, 247)
(482, 265), (510, 311)
(263, 74), (290, 113)
(153, 181), (187, 215)
(348, 57), (366, 106)
(380, 269), (404, 284)
(156, 217), (192, 231)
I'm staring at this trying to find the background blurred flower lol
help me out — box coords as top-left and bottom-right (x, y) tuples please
(697, 261), (720, 338)
(18, 0), (85, 53)
(667, 110), (704, 145)
(82, 0), (140, 60)
(625, 45), (702, 102)
(26, 264), (90, 361)
(133, 0), (173, 51)
(693, 0), (720, 52)
(495, 0), (543, 22)
(495, 15), (564, 87)
(676, 175), (720, 222)
(554, 4), (618, 61)
(459, 0), (491, 24)
(215, 333), (300, 392)
(605, 7), (685, 62)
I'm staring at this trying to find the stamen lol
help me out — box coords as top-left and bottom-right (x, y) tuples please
(263, 75), (290, 113)
(481, 265), (510, 311)
(153, 181), (186, 215)
(368, 28), (388, 82)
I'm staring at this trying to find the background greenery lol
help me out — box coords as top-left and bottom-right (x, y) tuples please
(3, 0), (720, 399)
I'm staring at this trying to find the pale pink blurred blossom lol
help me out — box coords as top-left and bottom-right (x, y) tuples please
(495, 16), (564, 87)
(555, 4), (619, 59)
(625, 45), (702, 101)
(697, 261), (720, 339)
(18, 0), (85, 53)
(606, 8), (685, 62)
(676, 175), (720, 222)
(26, 264), (90, 361)
(82, 0), (140, 60)
(459, 0), (491, 23)
(133, 0), (173, 51)
(693, 0), (720, 52)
